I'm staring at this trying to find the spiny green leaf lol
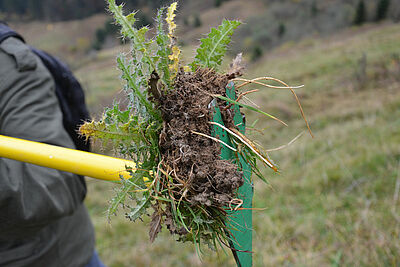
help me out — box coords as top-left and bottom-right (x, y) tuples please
(125, 196), (151, 222)
(155, 7), (172, 88)
(108, 0), (136, 40)
(107, 180), (136, 218)
(191, 20), (241, 71)
(108, 0), (156, 70)
(116, 55), (161, 121)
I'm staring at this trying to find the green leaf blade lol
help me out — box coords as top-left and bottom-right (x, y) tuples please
(212, 94), (288, 126)
(192, 19), (241, 71)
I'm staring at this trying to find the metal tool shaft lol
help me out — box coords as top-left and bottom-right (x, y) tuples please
(0, 134), (135, 181)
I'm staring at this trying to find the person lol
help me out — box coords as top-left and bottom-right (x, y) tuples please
(0, 23), (104, 266)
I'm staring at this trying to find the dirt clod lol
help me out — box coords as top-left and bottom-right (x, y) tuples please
(155, 68), (244, 236)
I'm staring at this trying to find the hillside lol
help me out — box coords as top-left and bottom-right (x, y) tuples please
(10, 14), (109, 63)
(79, 21), (400, 266)
(5, 3), (400, 265)
(9, 0), (400, 65)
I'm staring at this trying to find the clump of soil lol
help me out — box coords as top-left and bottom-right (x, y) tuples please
(156, 68), (243, 235)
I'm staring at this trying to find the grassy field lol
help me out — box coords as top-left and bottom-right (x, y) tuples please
(13, 15), (400, 266)
(74, 21), (400, 266)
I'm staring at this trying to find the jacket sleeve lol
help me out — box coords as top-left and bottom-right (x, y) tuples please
(0, 37), (87, 239)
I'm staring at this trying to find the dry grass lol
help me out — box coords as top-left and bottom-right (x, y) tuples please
(177, 0), (264, 45)
(10, 14), (108, 63)
(13, 14), (400, 266)
(82, 22), (400, 266)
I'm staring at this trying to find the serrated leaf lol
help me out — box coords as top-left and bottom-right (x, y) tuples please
(108, 0), (156, 71)
(126, 196), (150, 222)
(149, 211), (162, 242)
(155, 7), (172, 88)
(137, 27), (149, 43)
(192, 19), (241, 70)
(107, 180), (136, 219)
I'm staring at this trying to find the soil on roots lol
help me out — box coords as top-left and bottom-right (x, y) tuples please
(156, 68), (244, 236)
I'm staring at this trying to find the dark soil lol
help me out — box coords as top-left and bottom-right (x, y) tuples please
(156, 68), (244, 235)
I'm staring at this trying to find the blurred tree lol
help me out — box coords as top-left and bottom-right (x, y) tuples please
(214, 0), (231, 8)
(251, 45), (263, 62)
(27, 0), (44, 19)
(183, 16), (189, 26)
(194, 14), (202, 28)
(375, 0), (390, 21)
(278, 22), (286, 38)
(92, 18), (121, 50)
(353, 0), (366, 25)
(96, 29), (106, 45)
(1, 0), (26, 15)
(311, 1), (318, 17)
(0, 0), (169, 21)
(136, 12), (151, 28)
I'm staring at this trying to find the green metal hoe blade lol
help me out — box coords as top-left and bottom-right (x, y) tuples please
(211, 82), (253, 267)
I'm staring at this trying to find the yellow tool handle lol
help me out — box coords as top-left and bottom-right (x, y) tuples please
(0, 134), (136, 181)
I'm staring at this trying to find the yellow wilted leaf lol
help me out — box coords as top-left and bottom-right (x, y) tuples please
(143, 176), (152, 188)
(166, 2), (177, 38)
(166, 2), (180, 78)
(79, 120), (105, 139)
(168, 45), (181, 77)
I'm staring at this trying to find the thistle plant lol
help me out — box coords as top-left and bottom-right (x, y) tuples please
(80, 0), (312, 253)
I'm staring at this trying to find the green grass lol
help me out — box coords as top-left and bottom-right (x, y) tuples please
(83, 22), (400, 266)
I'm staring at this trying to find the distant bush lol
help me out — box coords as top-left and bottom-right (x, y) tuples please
(230, 15), (274, 56)
(214, 0), (231, 8)
(375, 0), (390, 21)
(93, 28), (106, 50)
(311, 1), (318, 17)
(92, 18), (120, 50)
(251, 45), (263, 62)
(136, 12), (152, 28)
(0, 0), (170, 21)
(278, 23), (286, 38)
(215, 0), (222, 7)
(92, 12), (151, 51)
(183, 16), (189, 26)
(194, 14), (202, 28)
(354, 0), (366, 25)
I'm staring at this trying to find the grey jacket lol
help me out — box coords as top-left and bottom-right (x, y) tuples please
(0, 37), (95, 266)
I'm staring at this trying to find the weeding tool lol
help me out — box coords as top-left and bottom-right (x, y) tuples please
(0, 134), (135, 181)
(0, 82), (253, 266)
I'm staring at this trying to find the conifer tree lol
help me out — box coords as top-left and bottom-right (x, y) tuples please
(354, 0), (366, 25)
(376, 0), (390, 21)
